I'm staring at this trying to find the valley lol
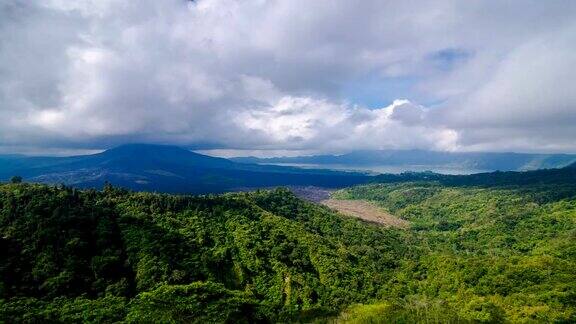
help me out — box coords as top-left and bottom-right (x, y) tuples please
(3, 1), (575, 323)
(1, 164), (575, 322)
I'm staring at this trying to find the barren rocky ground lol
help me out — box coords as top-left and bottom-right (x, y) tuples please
(321, 199), (409, 229)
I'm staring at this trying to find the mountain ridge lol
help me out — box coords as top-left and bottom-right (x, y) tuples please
(232, 149), (576, 172)
(0, 144), (368, 193)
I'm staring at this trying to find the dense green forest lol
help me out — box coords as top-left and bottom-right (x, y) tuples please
(1, 171), (575, 322)
(332, 181), (576, 322)
(0, 183), (410, 323)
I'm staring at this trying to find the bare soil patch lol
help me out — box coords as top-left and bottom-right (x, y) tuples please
(321, 199), (409, 229)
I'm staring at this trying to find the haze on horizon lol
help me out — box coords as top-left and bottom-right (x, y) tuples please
(1, 0), (576, 157)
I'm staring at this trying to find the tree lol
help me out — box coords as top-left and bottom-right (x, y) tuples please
(10, 176), (22, 184)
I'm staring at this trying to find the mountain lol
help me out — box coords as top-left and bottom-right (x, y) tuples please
(0, 144), (368, 193)
(232, 149), (576, 173)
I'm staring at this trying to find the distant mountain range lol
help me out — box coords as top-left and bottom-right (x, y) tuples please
(232, 150), (576, 173)
(3, 145), (575, 193)
(0, 144), (368, 193)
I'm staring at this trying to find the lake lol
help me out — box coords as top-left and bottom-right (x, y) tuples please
(259, 163), (491, 175)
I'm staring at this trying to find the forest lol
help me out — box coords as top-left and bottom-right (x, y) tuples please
(1, 168), (575, 322)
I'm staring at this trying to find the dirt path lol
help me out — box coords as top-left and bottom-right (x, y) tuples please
(321, 199), (409, 229)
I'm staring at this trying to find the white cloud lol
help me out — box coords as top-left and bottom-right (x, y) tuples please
(0, 0), (575, 154)
(235, 97), (457, 152)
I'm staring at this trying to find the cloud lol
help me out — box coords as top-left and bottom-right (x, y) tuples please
(0, 0), (575, 154)
(234, 97), (457, 152)
(432, 27), (576, 152)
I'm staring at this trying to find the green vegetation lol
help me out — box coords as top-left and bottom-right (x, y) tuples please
(9, 176), (22, 184)
(0, 183), (408, 322)
(1, 173), (575, 322)
(332, 181), (576, 322)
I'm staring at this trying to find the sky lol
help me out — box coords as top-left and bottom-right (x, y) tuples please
(1, 0), (576, 156)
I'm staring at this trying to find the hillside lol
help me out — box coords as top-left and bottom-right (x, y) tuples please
(1, 167), (575, 322)
(233, 149), (576, 173)
(329, 176), (576, 322)
(0, 183), (408, 322)
(0, 144), (368, 193)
